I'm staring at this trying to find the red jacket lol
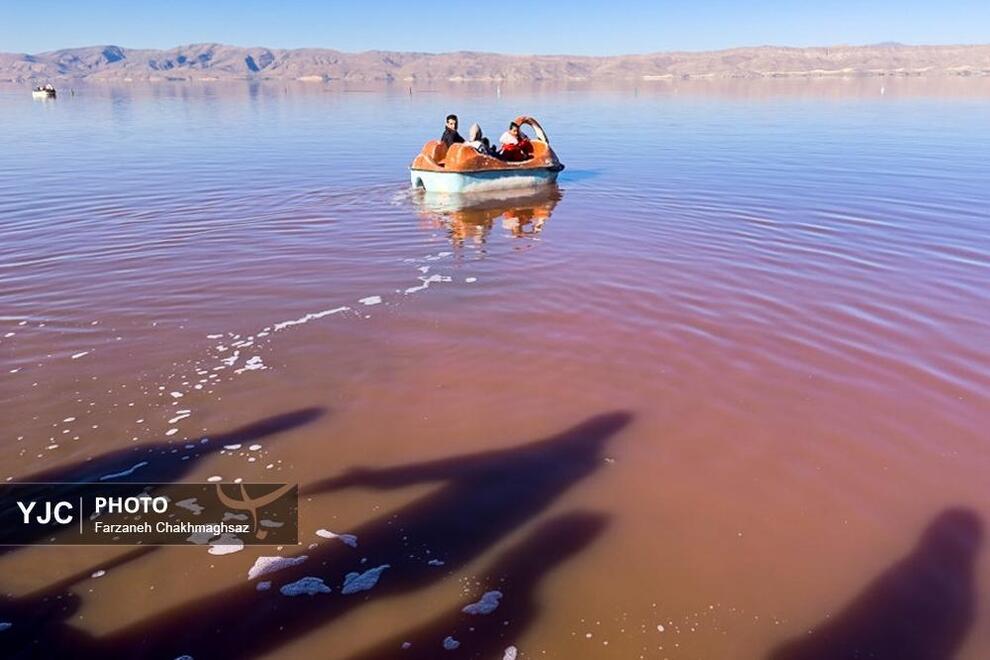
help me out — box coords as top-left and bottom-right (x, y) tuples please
(500, 138), (533, 161)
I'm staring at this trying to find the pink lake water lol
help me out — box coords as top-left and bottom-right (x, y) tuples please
(1, 78), (989, 659)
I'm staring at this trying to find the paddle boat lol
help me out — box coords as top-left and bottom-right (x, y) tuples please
(410, 116), (564, 193)
(32, 84), (56, 99)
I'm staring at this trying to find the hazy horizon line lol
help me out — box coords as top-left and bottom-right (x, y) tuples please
(11, 39), (990, 59)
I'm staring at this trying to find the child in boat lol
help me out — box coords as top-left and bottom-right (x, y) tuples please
(498, 122), (534, 161)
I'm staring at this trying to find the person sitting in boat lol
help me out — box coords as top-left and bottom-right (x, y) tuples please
(440, 114), (465, 147)
(498, 121), (534, 161)
(464, 123), (495, 156)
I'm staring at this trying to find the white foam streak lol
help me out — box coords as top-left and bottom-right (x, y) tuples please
(273, 306), (350, 331)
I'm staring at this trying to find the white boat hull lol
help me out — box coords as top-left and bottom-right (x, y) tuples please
(32, 90), (55, 99)
(410, 167), (560, 193)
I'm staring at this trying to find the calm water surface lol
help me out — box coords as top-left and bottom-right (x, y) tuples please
(1, 79), (989, 659)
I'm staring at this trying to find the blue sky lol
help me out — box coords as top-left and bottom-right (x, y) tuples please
(3, 0), (989, 55)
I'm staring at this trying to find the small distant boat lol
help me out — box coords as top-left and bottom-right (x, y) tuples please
(32, 84), (56, 99)
(410, 116), (564, 193)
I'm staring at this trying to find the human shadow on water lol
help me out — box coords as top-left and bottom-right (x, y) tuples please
(43, 411), (631, 659)
(0, 407), (325, 554)
(343, 511), (610, 660)
(0, 408), (325, 658)
(768, 508), (982, 660)
(17, 407), (326, 484)
(0, 546), (158, 657)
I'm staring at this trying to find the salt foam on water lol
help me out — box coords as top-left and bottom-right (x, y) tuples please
(208, 534), (244, 555)
(273, 306), (349, 332)
(316, 529), (358, 547)
(405, 274), (449, 294)
(462, 590), (502, 615)
(341, 564), (389, 594)
(358, 296), (382, 306)
(280, 577), (331, 596)
(248, 555), (308, 580)
(235, 356), (266, 374)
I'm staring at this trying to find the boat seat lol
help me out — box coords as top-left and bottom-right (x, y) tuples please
(421, 140), (448, 165)
(444, 143), (492, 171)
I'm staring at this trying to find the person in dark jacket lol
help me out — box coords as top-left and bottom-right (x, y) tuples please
(440, 114), (464, 147)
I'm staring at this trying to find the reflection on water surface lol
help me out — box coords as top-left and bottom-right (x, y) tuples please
(414, 185), (561, 245)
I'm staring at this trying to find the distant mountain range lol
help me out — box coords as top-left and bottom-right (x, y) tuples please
(2, 43), (989, 83)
